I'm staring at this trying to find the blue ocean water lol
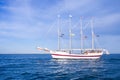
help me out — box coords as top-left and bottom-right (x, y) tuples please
(0, 54), (120, 80)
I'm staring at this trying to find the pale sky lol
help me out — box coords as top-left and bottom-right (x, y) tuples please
(0, 0), (120, 53)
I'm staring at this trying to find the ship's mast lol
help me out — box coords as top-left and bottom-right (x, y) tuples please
(91, 18), (94, 49)
(69, 15), (72, 53)
(80, 17), (83, 53)
(57, 15), (61, 50)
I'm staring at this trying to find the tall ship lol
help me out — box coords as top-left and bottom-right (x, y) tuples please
(37, 15), (109, 59)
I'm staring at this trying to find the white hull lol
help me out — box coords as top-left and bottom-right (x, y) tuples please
(50, 51), (103, 59)
(37, 47), (109, 59)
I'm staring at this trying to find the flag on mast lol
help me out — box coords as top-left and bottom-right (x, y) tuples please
(60, 33), (64, 37)
(83, 35), (87, 39)
(70, 33), (75, 37)
(94, 34), (100, 37)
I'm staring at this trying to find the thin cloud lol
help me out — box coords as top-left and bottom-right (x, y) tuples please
(0, 0), (120, 53)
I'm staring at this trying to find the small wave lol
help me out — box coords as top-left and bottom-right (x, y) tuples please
(4, 77), (15, 80)
(21, 72), (31, 75)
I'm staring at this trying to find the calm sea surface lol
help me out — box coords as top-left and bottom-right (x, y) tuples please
(0, 54), (120, 80)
